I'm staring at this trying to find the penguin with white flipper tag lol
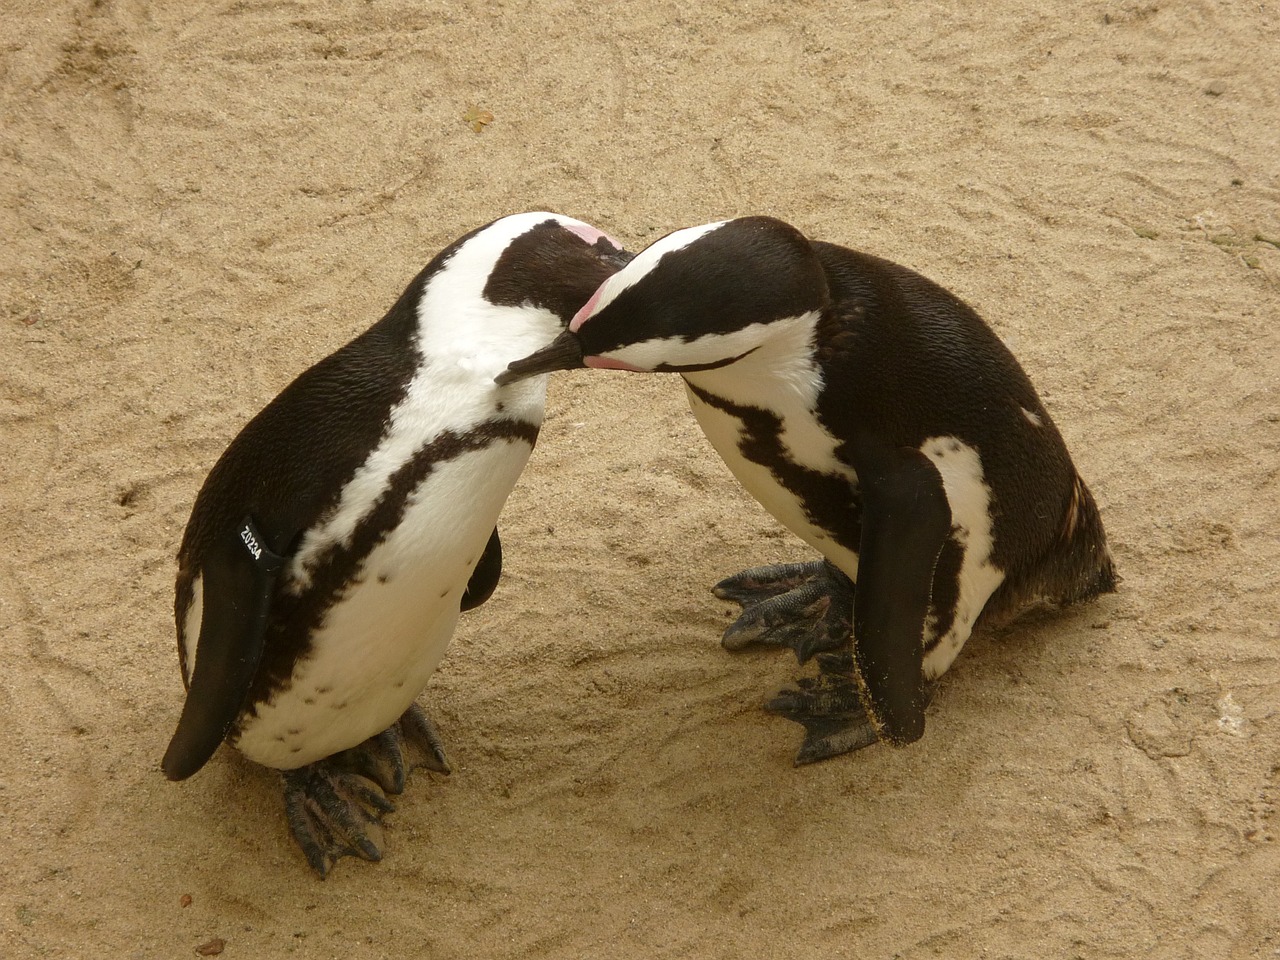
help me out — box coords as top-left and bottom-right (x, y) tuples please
(166, 212), (631, 875)
(498, 215), (1115, 764)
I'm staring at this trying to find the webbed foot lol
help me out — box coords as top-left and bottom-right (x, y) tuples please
(283, 764), (395, 876)
(327, 701), (451, 794)
(282, 702), (450, 877)
(765, 651), (879, 764)
(766, 653), (939, 765)
(714, 560), (854, 663)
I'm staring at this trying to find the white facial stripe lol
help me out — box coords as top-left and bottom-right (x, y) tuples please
(674, 312), (822, 405)
(599, 319), (772, 371)
(578, 220), (730, 323)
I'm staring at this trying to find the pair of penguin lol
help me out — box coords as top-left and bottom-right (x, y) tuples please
(167, 212), (1115, 874)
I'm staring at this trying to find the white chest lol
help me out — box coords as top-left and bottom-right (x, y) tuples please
(234, 439), (534, 768)
(682, 365), (861, 579)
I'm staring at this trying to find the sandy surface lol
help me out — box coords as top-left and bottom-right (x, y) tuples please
(3, 1), (1278, 957)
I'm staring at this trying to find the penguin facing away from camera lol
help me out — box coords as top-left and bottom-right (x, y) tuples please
(165, 212), (631, 873)
(498, 216), (1115, 764)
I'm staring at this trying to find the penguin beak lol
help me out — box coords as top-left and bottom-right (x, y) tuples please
(495, 329), (585, 386)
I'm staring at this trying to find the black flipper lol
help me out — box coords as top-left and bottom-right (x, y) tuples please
(460, 527), (502, 612)
(162, 517), (286, 781)
(849, 443), (952, 745)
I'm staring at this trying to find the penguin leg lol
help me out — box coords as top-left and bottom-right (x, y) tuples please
(284, 704), (450, 876)
(714, 560), (854, 663)
(764, 444), (951, 763)
(395, 701), (452, 775)
(767, 652), (939, 765)
(327, 702), (450, 795)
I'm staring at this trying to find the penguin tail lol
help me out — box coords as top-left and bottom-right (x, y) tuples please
(1048, 471), (1118, 605)
(979, 470), (1117, 630)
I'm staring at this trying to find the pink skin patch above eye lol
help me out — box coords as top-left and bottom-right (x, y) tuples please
(563, 222), (624, 252)
(585, 355), (643, 371)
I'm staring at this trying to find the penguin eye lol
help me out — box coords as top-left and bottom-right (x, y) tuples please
(593, 238), (634, 270)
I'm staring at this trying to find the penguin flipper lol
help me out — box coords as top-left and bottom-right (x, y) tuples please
(715, 559), (854, 663)
(849, 444), (951, 746)
(162, 517), (286, 781)
(460, 527), (502, 612)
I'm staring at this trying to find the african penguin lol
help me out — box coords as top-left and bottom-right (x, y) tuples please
(165, 212), (631, 873)
(498, 216), (1115, 764)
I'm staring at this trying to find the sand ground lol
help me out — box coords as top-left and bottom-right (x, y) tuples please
(2, 1), (1278, 957)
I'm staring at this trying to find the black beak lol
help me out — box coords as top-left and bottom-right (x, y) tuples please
(495, 329), (586, 386)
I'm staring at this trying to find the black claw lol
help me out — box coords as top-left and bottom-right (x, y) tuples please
(339, 772), (397, 815)
(282, 766), (389, 877)
(331, 726), (408, 795)
(815, 649), (855, 677)
(284, 778), (337, 876)
(793, 717), (879, 765)
(765, 680), (861, 720)
(722, 603), (823, 652)
(398, 703), (451, 774)
(764, 657), (883, 764)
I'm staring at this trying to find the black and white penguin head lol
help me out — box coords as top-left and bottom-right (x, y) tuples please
(496, 216), (829, 384)
(419, 212), (632, 382)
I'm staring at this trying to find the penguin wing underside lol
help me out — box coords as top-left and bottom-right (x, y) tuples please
(849, 441), (952, 745)
(163, 517), (286, 781)
(460, 528), (502, 612)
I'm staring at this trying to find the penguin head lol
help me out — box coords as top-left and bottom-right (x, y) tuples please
(496, 217), (829, 385)
(416, 212), (632, 381)
(478, 213), (634, 324)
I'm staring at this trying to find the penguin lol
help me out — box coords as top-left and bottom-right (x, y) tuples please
(497, 216), (1116, 764)
(165, 211), (631, 874)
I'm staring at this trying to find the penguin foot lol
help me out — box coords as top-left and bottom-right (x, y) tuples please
(282, 764), (396, 877)
(284, 704), (451, 876)
(328, 702), (451, 795)
(765, 652), (879, 764)
(714, 560), (854, 663)
(396, 702), (452, 775)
